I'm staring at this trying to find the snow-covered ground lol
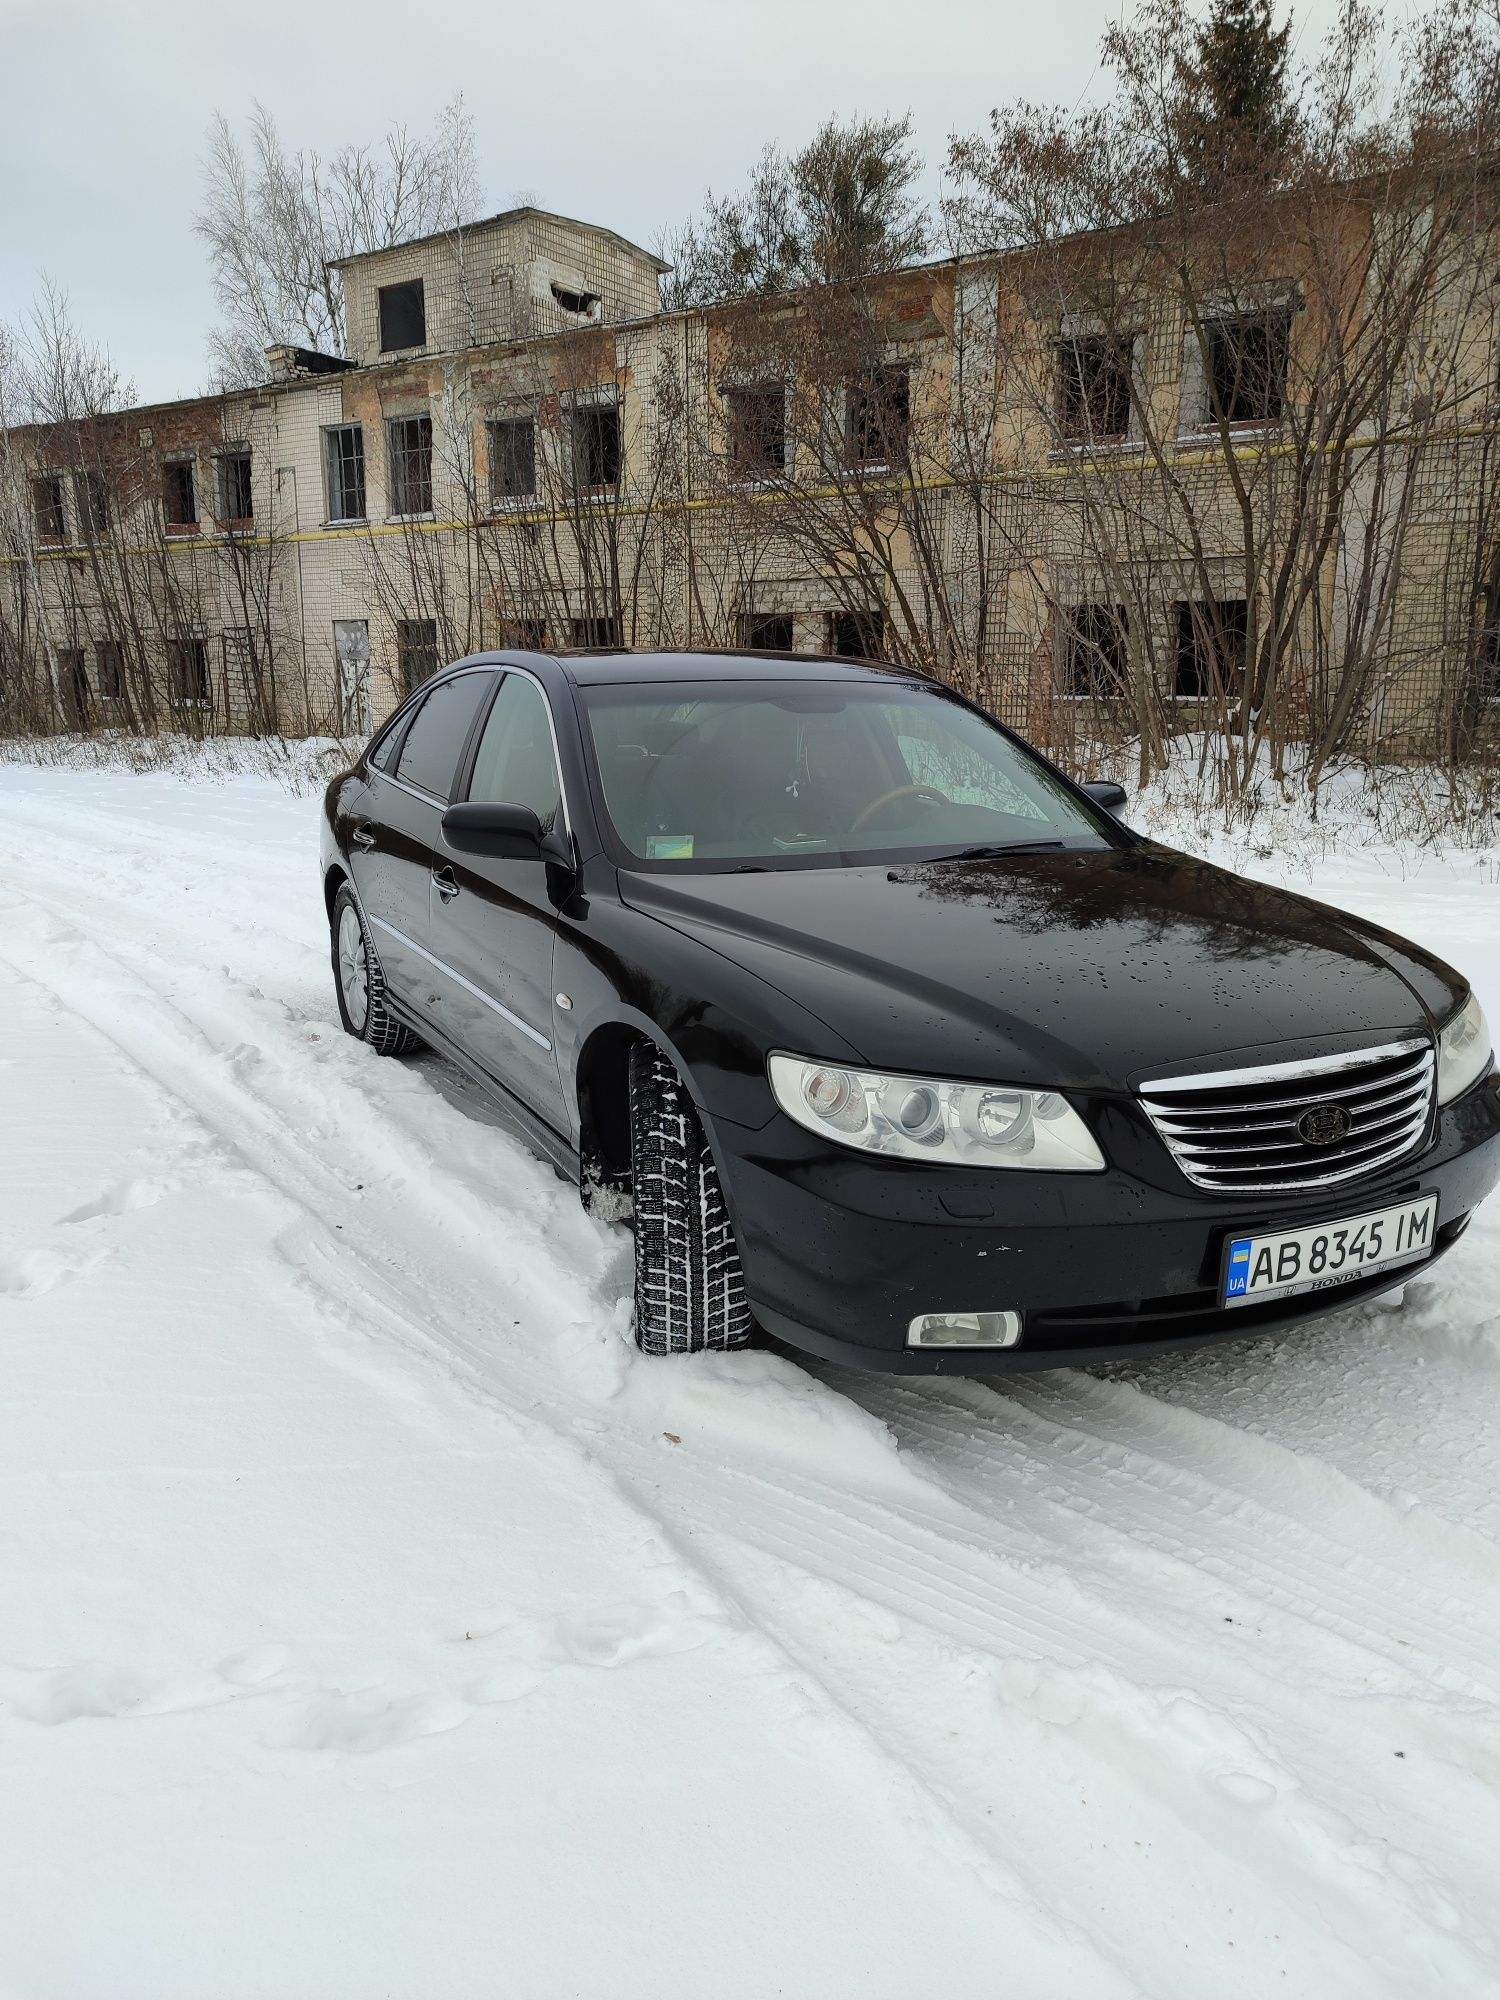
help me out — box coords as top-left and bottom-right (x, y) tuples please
(1, 748), (1497, 2000)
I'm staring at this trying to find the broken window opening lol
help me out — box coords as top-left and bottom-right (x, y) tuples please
(73, 468), (110, 535)
(1056, 336), (1133, 443)
(488, 417), (537, 503)
(726, 385), (787, 478)
(1061, 603), (1130, 698)
(396, 618), (439, 694)
(1173, 598), (1248, 700)
(504, 617), (548, 649)
(168, 636), (211, 706)
(826, 609), (885, 659)
(739, 612), (794, 651)
(1471, 553), (1500, 705)
(1203, 312), (1290, 426)
(217, 449), (253, 523)
(31, 474), (66, 541)
(550, 282), (600, 317)
(569, 615), (621, 649)
(58, 648), (89, 728)
(387, 415), (434, 517)
(846, 366), (910, 468)
(378, 280), (427, 353)
(568, 404), (621, 492)
(94, 639), (125, 701)
(162, 459), (198, 529)
(324, 425), (367, 523)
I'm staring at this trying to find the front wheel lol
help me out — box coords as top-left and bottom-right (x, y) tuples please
(628, 1042), (753, 1356)
(331, 883), (422, 1057)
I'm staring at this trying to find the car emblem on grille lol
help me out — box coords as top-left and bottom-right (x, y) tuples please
(1296, 1102), (1351, 1147)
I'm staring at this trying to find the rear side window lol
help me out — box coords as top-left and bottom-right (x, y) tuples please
(368, 711), (410, 773)
(394, 672), (494, 800)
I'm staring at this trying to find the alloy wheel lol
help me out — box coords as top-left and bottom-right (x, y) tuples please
(337, 904), (369, 1031)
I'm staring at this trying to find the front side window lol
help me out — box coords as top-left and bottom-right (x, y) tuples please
(393, 671), (493, 800)
(580, 679), (1112, 869)
(488, 417), (536, 502)
(379, 279), (426, 353)
(388, 415), (434, 517)
(467, 675), (562, 830)
(325, 425), (367, 523)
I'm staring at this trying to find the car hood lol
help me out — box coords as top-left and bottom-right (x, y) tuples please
(619, 844), (1462, 1090)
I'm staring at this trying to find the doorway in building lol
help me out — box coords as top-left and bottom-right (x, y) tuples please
(333, 619), (371, 736)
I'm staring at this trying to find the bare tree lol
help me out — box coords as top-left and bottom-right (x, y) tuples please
(942, 0), (1500, 798)
(196, 95), (483, 385)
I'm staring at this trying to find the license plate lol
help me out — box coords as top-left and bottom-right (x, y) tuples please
(1221, 1193), (1439, 1308)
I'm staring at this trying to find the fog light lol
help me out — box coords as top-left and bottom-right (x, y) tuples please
(907, 1310), (1022, 1349)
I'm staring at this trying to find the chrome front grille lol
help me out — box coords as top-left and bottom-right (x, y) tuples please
(1138, 1039), (1435, 1195)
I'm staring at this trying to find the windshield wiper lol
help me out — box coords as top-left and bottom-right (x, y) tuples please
(932, 840), (1069, 861)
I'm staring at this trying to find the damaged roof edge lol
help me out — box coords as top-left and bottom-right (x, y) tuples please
(326, 204), (671, 275)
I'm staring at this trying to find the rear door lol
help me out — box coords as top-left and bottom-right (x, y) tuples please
(351, 668), (495, 1006)
(427, 669), (568, 1127)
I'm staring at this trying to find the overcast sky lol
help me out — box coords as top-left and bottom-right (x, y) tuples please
(0, 0), (1326, 407)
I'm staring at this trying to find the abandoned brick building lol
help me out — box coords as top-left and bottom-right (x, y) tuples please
(3, 190), (1498, 765)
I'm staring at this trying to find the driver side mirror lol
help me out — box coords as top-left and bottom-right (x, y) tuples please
(441, 801), (545, 859)
(1081, 780), (1128, 813)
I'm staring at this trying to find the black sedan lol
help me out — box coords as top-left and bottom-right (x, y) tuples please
(320, 648), (1500, 1372)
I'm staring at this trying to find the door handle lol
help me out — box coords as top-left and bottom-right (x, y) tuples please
(351, 824), (376, 851)
(432, 865), (460, 903)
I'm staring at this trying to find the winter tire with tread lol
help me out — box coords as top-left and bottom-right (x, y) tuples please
(331, 883), (422, 1057)
(629, 1041), (753, 1356)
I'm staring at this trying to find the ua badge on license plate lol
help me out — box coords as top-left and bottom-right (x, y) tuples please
(1221, 1192), (1439, 1308)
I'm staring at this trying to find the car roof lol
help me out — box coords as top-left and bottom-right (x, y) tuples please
(486, 647), (921, 687)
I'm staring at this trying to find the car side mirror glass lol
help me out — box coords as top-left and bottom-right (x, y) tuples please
(441, 801), (544, 859)
(1082, 780), (1128, 812)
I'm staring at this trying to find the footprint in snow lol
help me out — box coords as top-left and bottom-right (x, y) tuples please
(0, 1244), (102, 1302)
(56, 1177), (169, 1228)
(281, 1688), (471, 1754)
(1213, 1770), (1279, 1807)
(1, 1647), (290, 1724)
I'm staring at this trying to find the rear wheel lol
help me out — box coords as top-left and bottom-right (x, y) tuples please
(628, 1041), (753, 1356)
(331, 882), (421, 1057)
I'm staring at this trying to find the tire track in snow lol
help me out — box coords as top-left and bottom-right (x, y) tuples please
(2, 783), (1497, 1994)
(833, 1370), (1500, 1701)
(0, 885), (1133, 1994)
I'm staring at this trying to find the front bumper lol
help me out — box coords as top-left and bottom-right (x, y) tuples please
(712, 1071), (1500, 1373)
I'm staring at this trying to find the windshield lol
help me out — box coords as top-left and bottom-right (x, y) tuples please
(579, 678), (1114, 869)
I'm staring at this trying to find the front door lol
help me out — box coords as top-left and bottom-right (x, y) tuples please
(350, 668), (494, 1006)
(428, 670), (567, 1129)
(334, 619), (372, 735)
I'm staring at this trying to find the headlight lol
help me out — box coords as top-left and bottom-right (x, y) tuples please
(1437, 992), (1493, 1105)
(768, 1053), (1106, 1171)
